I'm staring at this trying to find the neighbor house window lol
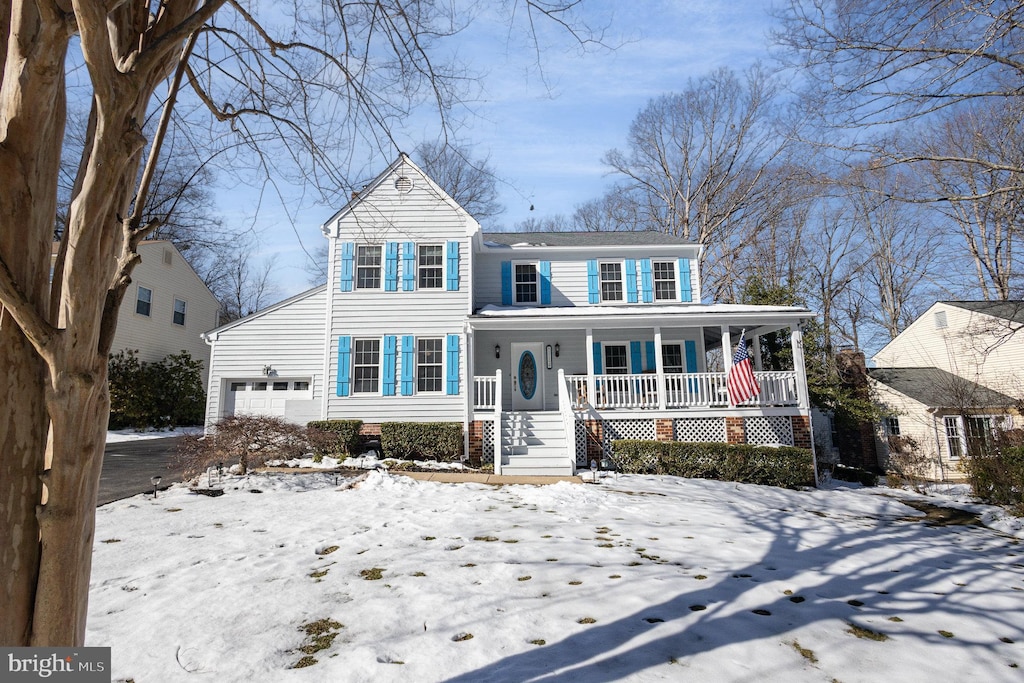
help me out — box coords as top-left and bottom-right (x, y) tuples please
(515, 263), (538, 303)
(418, 244), (444, 289)
(600, 262), (623, 302)
(966, 416), (1002, 457)
(173, 298), (187, 326)
(885, 417), (900, 436)
(417, 338), (443, 392)
(356, 245), (382, 289)
(944, 416), (964, 459)
(135, 286), (152, 317)
(662, 344), (684, 373)
(352, 339), (381, 393)
(603, 344), (628, 374)
(653, 261), (677, 300)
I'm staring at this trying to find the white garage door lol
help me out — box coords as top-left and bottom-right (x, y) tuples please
(223, 379), (311, 417)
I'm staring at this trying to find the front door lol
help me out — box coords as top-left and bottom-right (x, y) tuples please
(511, 342), (545, 410)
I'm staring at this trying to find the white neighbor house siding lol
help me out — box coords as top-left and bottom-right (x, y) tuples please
(323, 160), (474, 423)
(204, 286), (327, 428)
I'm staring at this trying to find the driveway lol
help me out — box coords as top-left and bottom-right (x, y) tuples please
(99, 437), (184, 506)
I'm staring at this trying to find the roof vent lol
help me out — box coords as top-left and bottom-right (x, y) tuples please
(163, 248), (173, 266)
(934, 310), (948, 329)
(394, 176), (413, 193)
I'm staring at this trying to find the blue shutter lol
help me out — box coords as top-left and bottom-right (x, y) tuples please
(336, 336), (351, 396)
(384, 242), (399, 291)
(401, 335), (415, 395)
(640, 259), (653, 303)
(592, 342), (603, 374)
(539, 261), (552, 305)
(339, 243), (354, 292)
(625, 259), (638, 303)
(678, 259), (692, 302)
(446, 334), (460, 395)
(446, 241), (460, 291)
(684, 340), (698, 372)
(645, 341), (656, 371)
(382, 335), (397, 395)
(587, 260), (600, 304)
(501, 261), (513, 305)
(402, 242), (416, 291)
(629, 341), (643, 373)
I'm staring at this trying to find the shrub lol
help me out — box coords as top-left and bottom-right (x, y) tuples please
(380, 422), (463, 461)
(831, 463), (878, 487)
(108, 349), (204, 429)
(884, 435), (931, 493)
(961, 446), (1024, 513)
(610, 440), (815, 488)
(306, 420), (363, 457)
(176, 415), (308, 476)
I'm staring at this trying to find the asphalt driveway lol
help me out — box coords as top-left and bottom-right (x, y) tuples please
(99, 436), (184, 506)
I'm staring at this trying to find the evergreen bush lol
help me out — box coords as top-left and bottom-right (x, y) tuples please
(380, 422), (463, 461)
(306, 420), (364, 457)
(108, 349), (204, 429)
(961, 446), (1024, 514)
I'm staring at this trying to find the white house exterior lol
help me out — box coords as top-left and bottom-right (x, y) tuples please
(203, 155), (817, 475)
(111, 240), (221, 385)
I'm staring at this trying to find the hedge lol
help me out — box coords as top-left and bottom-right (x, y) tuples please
(830, 463), (878, 487)
(610, 440), (816, 489)
(306, 420), (363, 457)
(961, 446), (1024, 512)
(380, 422), (463, 461)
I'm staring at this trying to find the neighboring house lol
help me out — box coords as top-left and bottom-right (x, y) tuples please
(202, 154), (817, 475)
(869, 301), (1023, 480)
(109, 240), (221, 385)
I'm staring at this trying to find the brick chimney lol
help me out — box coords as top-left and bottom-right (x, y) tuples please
(833, 348), (879, 471)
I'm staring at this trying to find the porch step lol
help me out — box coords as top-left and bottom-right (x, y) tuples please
(499, 410), (574, 476)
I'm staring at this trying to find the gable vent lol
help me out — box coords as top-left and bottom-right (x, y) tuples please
(163, 249), (173, 266)
(394, 176), (413, 193)
(934, 310), (948, 329)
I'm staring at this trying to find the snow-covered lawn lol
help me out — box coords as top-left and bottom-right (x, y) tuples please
(106, 426), (201, 443)
(87, 472), (1024, 682)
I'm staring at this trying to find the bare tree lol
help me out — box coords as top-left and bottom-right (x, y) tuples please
(0, 0), (602, 646)
(414, 140), (504, 223)
(571, 184), (648, 232)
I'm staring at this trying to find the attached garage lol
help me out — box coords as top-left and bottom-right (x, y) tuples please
(222, 379), (313, 418)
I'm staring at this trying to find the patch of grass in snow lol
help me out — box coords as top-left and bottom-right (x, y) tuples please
(317, 546), (339, 556)
(577, 617), (597, 624)
(939, 630), (955, 638)
(529, 639), (546, 646)
(546, 558), (558, 562)
(541, 534), (553, 538)
(360, 567), (385, 580)
(165, 508), (182, 512)
(694, 574), (708, 580)
(846, 623), (889, 641)
(461, 563), (476, 567)
(422, 536), (436, 541)
(291, 618), (344, 668)
(627, 561), (642, 566)
(518, 576), (532, 581)
(502, 539), (519, 544)
(474, 535), (499, 542)
(888, 616), (903, 622)
(412, 571), (426, 577)
(790, 640), (817, 664)
(452, 632), (474, 642)
(101, 538), (121, 543)
(609, 575), (621, 579)
(597, 543), (615, 548)
(293, 656), (317, 668)
(309, 569), (329, 579)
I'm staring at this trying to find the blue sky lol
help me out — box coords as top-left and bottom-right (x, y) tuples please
(229, 1), (780, 298)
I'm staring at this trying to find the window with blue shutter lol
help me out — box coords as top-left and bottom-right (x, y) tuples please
(645, 341), (656, 371)
(446, 241), (460, 291)
(625, 260), (639, 303)
(587, 260), (600, 304)
(629, 341), (643, 373)
(446, 334), (460, 395)
(592, 342), (603, 374)
(382, 335), (397, 395)
(539, 261), (552, 305)
(678, 259), (692, 302)
(339, 243), (354, 292)
(400, 335), (415, 395)
(384, 242), (399, 291)
(501, 261), (513, 305)
(336, 336), (351, 396)
(402, 242), (416, 291)
(640, 259), (653, 303)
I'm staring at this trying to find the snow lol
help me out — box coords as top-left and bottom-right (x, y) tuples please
(106, 426), (201, 443)
(87, 473), (1024, 681)
(474, 303), (809, 317)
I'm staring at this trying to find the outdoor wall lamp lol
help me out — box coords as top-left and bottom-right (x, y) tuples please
(262, 365), (273, 376)
(554, 343), (560, 357)
(494, 344), (501, 359)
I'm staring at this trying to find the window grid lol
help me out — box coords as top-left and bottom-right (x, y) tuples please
(653, 261), (676, 300)
(417, 338), (443, 392)
(353, 339), (381, 393)
(418, 245), (443, 289)
(662, 344), (683, 373)
(136, 286), (152, 317)
(885, 417), (900, 436)
(356, 245), (382, 289)
(944, 416), (963, 460)
(604, 344), (628, 374)
(515, 263), (538, 303)
(173, 298), (187, 326)
(600, 262), (623, 302)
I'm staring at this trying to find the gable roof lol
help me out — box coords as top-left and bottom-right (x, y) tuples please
(201, 284), (327, 341)
(868, 366), (1017, 409)
(481, 230), (693, 248)
(942, 300), (1024, 325)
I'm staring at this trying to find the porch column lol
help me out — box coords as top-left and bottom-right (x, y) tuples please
(654, 326), (667, 410)
(585, 327), (596, 409)
(721, 326), (733, 373)
(750, 333), (763, 371)
(790, 325), (809, 409)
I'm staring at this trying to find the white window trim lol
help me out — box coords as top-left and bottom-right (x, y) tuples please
(173, 298), (187, 326)
(512, 260), (540, 305)
(355, 244), (383, 291)
(652, 260), (679, 301)
(417, 243), (445, 290)
(598, 260), (625, 303)
(135, 284), (153, 317)
(602, 341), (629, 375)
(661, 341), (686, 374)
(416, 336), (444, 393)
(351, 337), (382, 394)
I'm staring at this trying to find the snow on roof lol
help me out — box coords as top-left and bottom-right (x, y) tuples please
(474, 303), (811, 318)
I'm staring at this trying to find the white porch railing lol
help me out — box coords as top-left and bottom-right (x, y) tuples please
(473, 375), (498, 410)
(567, 371), (799, 410)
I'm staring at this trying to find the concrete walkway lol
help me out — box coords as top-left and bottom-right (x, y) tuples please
(258, 466), (582, 486)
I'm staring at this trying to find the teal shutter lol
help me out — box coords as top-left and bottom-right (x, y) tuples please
(640, 259), (653, 303)
(684, 340), (698, 372)
(587, 260), (600, 304)
(339, 242), (354, 292)
(385, 242), (399, 291)
(401, 335), (415, 395)
(592, 342), (603, 374)
(645, 341), (656, 371)
(501, 261), (513, 305)
(629, 341), (643, 373)
(382, 335), (397, 396)
(336, 336), (351, 396)
(402, 242), (416, 291)
(625, 259), (638, 303)
(446, 241), (460, 291)
(446, 334), (460, 395)
(678, 259), (692, 302)
(539, 261), (552, 305)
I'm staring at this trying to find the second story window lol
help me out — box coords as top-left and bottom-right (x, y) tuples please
(600, 262), (623, 302)
(653, 261), (677, 300)
(136, 286), (152, 317)
(352, 338), (380, 393)
(356, 245), (382, 289)
(515, 263), (538, 303)
(173, 299), (187, 326)
(417, 338), (443, 392)
(418, 244), (443, 289)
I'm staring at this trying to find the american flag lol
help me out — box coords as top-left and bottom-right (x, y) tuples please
(727, 331), (760, 406)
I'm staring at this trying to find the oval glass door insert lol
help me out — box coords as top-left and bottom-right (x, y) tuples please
(518, 351), (537, 400)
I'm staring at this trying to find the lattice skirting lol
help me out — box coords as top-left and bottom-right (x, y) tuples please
(601, 419), (657, 456)
(744, 415), (794, 446)
(575, 421), (588, 465)
(673, 417), (727, 443)
(482, 420), (495, 464)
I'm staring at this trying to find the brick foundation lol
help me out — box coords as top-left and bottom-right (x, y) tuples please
(792, 415), (812, 449)
(655, 418), (674, 441)
(358, 423), (382, 437)
(468, 420), (484, 467)
(584, 420), (604, 464)
(725, 417), (746, 444)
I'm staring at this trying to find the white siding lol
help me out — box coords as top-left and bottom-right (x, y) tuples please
(205, 287), (327, 428)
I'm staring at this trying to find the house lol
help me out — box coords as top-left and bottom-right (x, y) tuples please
(202, 155), (817, 475)
(869, 301), (1023, 480)
(108, 240), (221, 385)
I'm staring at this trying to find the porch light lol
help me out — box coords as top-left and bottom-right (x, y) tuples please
(494, 344), (501, 359)
(554, 343), (560, 357)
